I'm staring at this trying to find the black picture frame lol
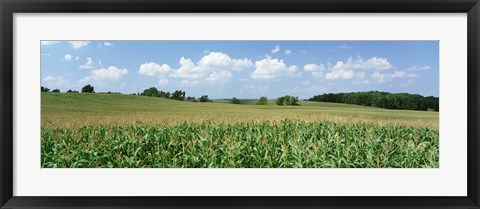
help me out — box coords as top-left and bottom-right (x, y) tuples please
(1, 0), (479, 208)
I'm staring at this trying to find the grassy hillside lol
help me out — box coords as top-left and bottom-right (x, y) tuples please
(42, 93), (438, 129)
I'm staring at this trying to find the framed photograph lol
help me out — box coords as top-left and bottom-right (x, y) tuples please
(1, 0), (479, 208)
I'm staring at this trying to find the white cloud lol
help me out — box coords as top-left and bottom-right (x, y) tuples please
(205, 71), (232, 84)
(251, 56), (297, 79)
(370, 71), (417, 83)
(42, 75), (56, 82)
(79, 57), (94, 69)
(285, 50), (292, 55)
(371, 72), (387, 83)
(392, 71), (417, 78)
(75, 56), (80, 61)
(303, 64), (325, 72)
(103, 42), (113, 47)
(163, 52), (252, 85)
(79, 66), (128, 83)
(138, 62), (171, 76)
(68, 41), (91, 49)
(42, 75), (65, 86)
(64, 53), (73, 61)
(169, 57), (206, 79)
(406, 65), (430, 71)
(231, 58), (254, 71)
(286, 65), (301, 76)
(324, 57), (392, 80)
(271, 45), (280, 54)
(326, 69), (354, 80)
(41, 41), (60, 46)
(198, 52), (253, 72)
(203, 49), (210, 54)
(158, 77), (169, 86)
(331, 57), (392, 72)
(299, 50), (307, 54)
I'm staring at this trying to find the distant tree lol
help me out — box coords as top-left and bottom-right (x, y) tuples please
(81, 84), (95, 93)
(276, 95), (300, 106)
(276, 96), (285, 105)
(199, 95), (210, 102)
(41, 86), (50, 93)
(67, 89), (73, 93)
(256, 96), (268, 105)
(231, 97), (241, 104)
(286, 96), (299, 106)
(186, 96), (196, 101)
(170, 90), (186, 101)
(142, 87), (159, 97)
(51, 89), (60, 93)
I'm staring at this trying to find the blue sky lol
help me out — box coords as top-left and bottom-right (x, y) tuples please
(41, 41), (439, 99)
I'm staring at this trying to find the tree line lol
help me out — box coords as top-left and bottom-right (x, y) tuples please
(42, 84), (94, 93)
(308, 91), (439, 111)
(141, 87), (213, 102)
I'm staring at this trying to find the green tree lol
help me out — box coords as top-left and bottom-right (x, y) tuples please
(256, 96), (268, 105)
(199, 95), (210, 102)
(41, 86), (50, 93)
(276, 96), (285, 105)
(51, 89), (60, 93)
(81, 84), (95, 93)
(142, 87), (159, 97)
(170, 90), (186, 101)
(231, 97), (241, 104)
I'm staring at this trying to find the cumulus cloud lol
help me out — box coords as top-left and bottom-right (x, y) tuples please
(145, 52), (253, 85)
(198, 52), (253, 72)
(205, 71), (232, 84)
(392, 70), (417, 78)
(371, 72), (387, 83)
(103, 42), (113, 47)
(69, 41), (91, 49)
(42, 75), (65, 86)
(138, 62), (171, 76)
(303, 64), (325, 72)
(169, 57), (206, 80)
(370, 71), (417, 83)
(331, 57), (392, 72)
(64, 53), (73, 61)
(79, 66), (128, 83)
(251, 56), (298, 79)
(79, 57), (94, 69)
(406, 65), (430, 71)
(325, 57), (392, 80)
(285, 50), (292, 55)
(326, 69), (355, 80)
(271, 45), (280, 54)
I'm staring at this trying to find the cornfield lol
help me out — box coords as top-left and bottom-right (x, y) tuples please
(41, 120), (439, 168)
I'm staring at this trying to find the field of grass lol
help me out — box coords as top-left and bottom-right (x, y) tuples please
(41, 93), (439, 168)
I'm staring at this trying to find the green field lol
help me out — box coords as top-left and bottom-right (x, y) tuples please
(41, 93), (439, 168)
